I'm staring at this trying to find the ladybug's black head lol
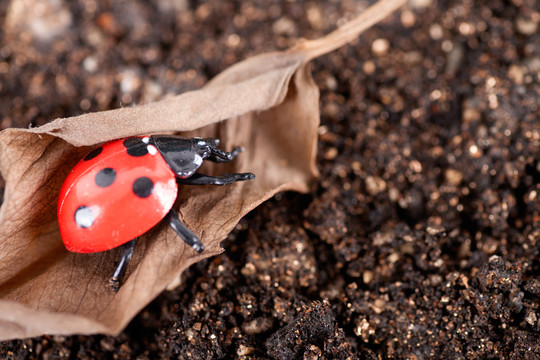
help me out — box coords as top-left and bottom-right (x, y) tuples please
(151, 135), (213, 178)
(191, 137), (220, 153)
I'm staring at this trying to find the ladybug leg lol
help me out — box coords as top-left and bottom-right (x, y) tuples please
(177, 172), (255, 185)
(109, 238), (137, 292)
(165, 208), (205, 253)
(207, 146), (244, 163)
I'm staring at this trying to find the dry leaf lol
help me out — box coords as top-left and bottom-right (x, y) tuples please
(0, 0), (406, 340)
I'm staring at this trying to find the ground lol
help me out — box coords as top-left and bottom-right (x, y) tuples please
(0, 0), (539, 358)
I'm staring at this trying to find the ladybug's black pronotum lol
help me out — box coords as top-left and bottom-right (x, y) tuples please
(57, 135), (255, 290)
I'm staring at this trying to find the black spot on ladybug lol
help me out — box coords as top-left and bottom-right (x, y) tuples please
(132, 177), (154, 198)
(123, 137), (149, 157)
(84, 147), (103, 161)
(75, 206), (95, 228)
(95, 168), (116, 188)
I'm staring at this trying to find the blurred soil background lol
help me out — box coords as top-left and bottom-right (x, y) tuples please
(0, 0), (539, 358)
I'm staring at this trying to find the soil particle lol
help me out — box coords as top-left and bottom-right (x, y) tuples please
(265, 301), (341, 360)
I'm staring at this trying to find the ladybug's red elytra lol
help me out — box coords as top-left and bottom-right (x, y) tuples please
(58, 135), (255, 291)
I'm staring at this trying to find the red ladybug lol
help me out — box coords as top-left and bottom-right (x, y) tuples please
(58, 135), (255, 290)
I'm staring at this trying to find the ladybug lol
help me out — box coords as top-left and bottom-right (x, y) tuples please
(58, 135), (255, 291)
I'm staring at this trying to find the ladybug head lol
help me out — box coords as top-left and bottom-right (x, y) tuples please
(191, 137), (220, 153)
(151, 135), (214, 178)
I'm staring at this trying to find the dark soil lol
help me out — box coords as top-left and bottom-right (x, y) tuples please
(1, 0), (539, 359)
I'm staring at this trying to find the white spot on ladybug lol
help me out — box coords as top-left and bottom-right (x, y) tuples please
(147, 144), (157, 155)
(193, 154), (203, 166)
(197, 140), (206, 146)
(75, 206), (98, 228)
(142, 137), (150, 144)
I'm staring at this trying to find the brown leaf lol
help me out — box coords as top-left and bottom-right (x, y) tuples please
(0, 0), (406, 340)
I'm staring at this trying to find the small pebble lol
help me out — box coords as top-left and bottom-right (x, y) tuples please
(371, 38), (390, 56)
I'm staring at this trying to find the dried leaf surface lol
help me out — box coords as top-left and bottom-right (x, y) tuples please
(0, 0), (405, 340)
